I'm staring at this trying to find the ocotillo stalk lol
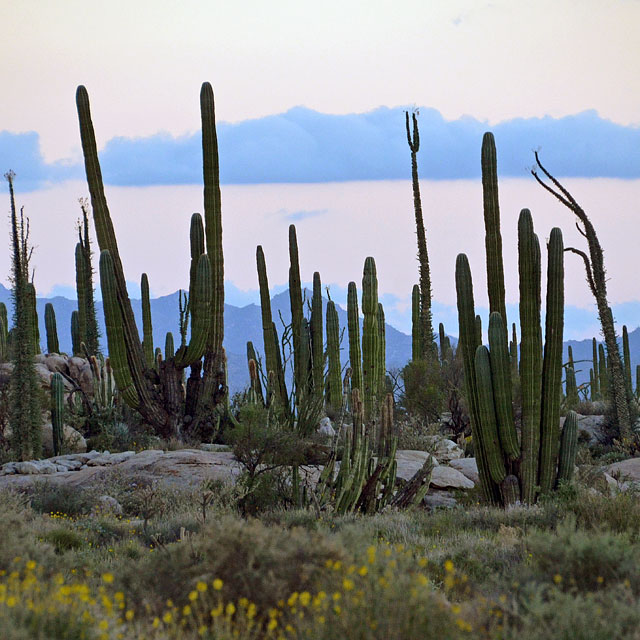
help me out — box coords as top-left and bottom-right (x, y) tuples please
(347, 281), (363, 394)
(362, 257), (379, 423)
(310, 272), (324, 400)
(0, 302), (7, 360)
(141, 273), (154, 367)
(481, 132), (508, 342)
(326, 301), (342, 412)
(518, 209), (542, 504)
(411, 284), (421, 361)
(44, 303), (60, 354)
(51, 372), (65, 456)
(539, 227), (564, 494)
(405, 111), (433, 358)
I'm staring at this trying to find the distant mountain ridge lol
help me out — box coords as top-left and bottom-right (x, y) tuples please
(1, 282), (636, 396)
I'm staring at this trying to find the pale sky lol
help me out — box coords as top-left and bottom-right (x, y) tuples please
(2, 0), (640, 339)
(2, 0), (640, 162)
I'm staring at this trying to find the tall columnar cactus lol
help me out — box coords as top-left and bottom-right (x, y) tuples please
(481, 132), (508, 340)
(77, 83), (227, 438)
(487, 312), (519, 461)
(377, 302), (386, 395)
(75, 241), (89, 353)
(455, 254), (501, 504)
(636, 364), (640, 398)
(539, 227), (565, 493)
(510, 322), (518, 377)
(565, 345), (579, 409)
(326, 301), (342, 412)
(51, 372), (65, 456)
(141, 273), (154, 367)
(347, 281), (363, 395)
(310, 272), (324, 401)
(405, 112), (434, 359)
(44, 303), (60, 354)
(455, 139), (567, 506)
(362, 257), (380, 423)
(591, 337), (599, 399)
(518, 208), (543, 504)
(25, 283), (40, 354)
(556, 411), (578, 485)
(622, 325), (632, 394)
(246, 341), (264, 406)
(71, 311), (81, 356)
(598, 343), (609, 400)
(164, 332), (175, 359)
(256, 245), (288, 410)
(288, 225), (307, 398)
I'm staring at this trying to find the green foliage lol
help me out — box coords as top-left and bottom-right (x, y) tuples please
(5, 171), (42, 461)
(399, 357), (445, 424)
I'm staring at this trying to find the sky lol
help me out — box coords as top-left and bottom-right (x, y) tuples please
(1, 0), (639, 338)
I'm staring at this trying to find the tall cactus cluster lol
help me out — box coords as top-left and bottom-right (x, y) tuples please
(455, 134), (576, 505)
(254, 223), (388, 448)
(76, 83), (227, 439)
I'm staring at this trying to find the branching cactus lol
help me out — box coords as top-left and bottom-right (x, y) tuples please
(455, 135), (570, 506)
(77, 83), (228, 439)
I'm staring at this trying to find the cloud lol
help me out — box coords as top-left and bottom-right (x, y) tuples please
(2, 108), (640, 190)
(281, 208), (328, 221)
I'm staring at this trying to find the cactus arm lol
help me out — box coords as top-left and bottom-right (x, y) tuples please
(518, 209), (543, 504)
(539, 227), (565, 493)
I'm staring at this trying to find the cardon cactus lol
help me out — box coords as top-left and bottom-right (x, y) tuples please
(77, 83), (228, 438)
(326, 301), (342, 412)
(347, 281), (363, 395)
(310, 272), (324, 401)
(455, 134), (568, 506)
(362, 257), (380, 423)
(141, 273), (154, 367)
(51, 372), (65, 456)
(44, 303), (60, 354)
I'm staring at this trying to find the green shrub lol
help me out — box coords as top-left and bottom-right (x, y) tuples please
(398, 358), (445, 424)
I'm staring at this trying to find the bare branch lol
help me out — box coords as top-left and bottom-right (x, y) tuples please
(565, 246), (597, 298)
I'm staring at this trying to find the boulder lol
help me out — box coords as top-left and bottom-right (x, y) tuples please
(34, 363), (53, 388)
(424, 437), (464, 463)
(395, 449), (439, 482)
(93, 495), (123, 516)
(449, 457), (479, 484)
(604, 457), (640, 488)
(68, 357), (93, 394)
(317, 417), (335, 437)
(424, 489), (458, 509)
(430, 466), (474, 490)
(43, 354), (69, 375)
(41, 423), (87, 457)
(560, 414), (606, 444)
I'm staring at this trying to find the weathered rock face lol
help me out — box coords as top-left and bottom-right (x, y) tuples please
(41, 423), (87, 457)
(604, 457), (640, 489)
(449, 457), (479, 484)
(560, 414), (606, 444)
(430, 466), (474, 490)
(395, 450), (439, 482)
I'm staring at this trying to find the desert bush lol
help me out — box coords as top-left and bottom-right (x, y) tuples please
(398, 358), (445, 424)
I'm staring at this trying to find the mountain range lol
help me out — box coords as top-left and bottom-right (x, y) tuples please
(1, 282), (638, 396)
